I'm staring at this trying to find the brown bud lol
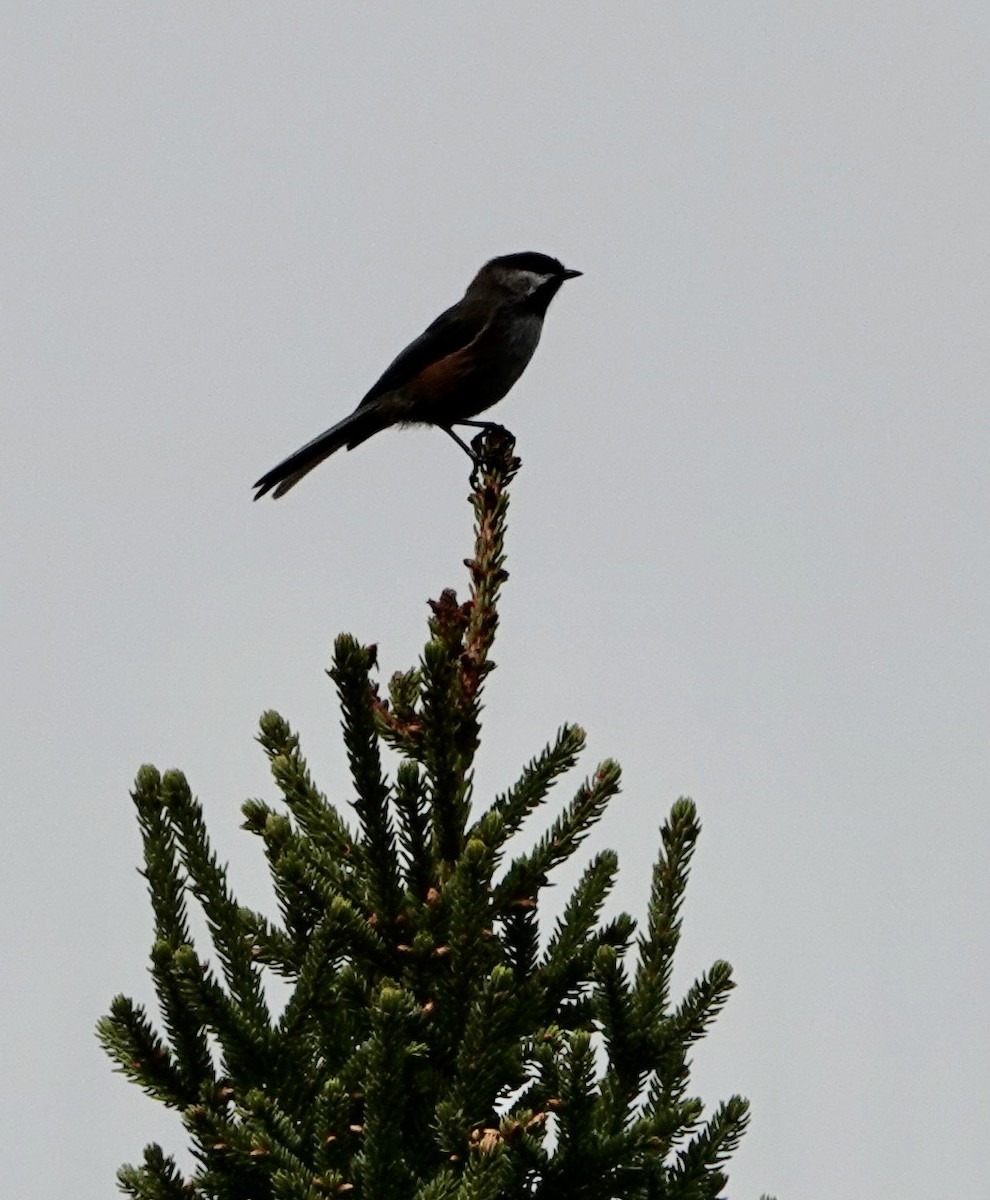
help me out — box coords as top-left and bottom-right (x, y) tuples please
(479, 1128), (502, 1153)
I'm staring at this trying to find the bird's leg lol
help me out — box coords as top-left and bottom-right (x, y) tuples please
(440, 425), (478, 459)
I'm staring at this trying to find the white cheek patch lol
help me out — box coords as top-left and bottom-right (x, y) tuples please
(517, 270), (551, 293)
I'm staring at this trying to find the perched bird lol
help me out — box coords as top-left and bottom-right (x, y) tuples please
(253, 251), (581, 499)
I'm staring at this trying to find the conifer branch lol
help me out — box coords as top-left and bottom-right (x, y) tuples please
(167, 943), (275, 1086)
(470, 724), (586, 853)
(356, 985), (425, 1199)
(97, 996), (190, 1107)
(237, 907), (298, 974)
(329, 636), (403, 923)
(543, 849), (618, 970)
(278, 893), (389, 1037)
(593, 944), (643, 1105)
(452, 1147), (513, 1200)
(461, 428), (520, 700)
(132, 766), (192, 950)
(421, 624), (473, 866)
(493, 759), (621, 910)
(393, 759), (432, 897)
(500, 906), (540, 982)
(258, 710), (355, 853)
(116, 1143), (189, 1200)
(552, 1030), (599, 1181)
(256, 816), (349, 949)
(634, 797), (701, 1031)
(435, 964), (523, 1149)
(129, 767), (215, 1095)
(665, 960), (735, 1051)
(671, 1096), (751, 1193)
(439, 837), (501, 1049)
(162, 770), (271, 1025)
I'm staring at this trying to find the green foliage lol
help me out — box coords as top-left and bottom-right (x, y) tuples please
(99, 430), (751, 1199)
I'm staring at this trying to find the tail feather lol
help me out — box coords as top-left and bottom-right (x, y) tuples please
(253, 406), (387, 500)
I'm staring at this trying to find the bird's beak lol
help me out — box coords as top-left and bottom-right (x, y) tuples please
(561, 268), (583, 280)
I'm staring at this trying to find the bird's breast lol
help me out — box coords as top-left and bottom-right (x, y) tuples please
(461, 310), (544, 413)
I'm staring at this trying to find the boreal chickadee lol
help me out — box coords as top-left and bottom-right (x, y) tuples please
(253, 251), (581, 499)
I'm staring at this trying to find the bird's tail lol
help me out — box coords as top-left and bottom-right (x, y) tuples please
(253, 405), (387, 500)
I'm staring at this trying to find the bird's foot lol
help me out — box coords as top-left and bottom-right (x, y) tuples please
(467, 424), (520, 487)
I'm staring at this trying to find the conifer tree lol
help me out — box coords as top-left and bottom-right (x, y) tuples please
(99, 430), (754, 1200)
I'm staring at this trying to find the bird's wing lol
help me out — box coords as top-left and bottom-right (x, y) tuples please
(356, 303), (488, 409)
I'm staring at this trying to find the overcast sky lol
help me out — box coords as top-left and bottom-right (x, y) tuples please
(3, 6), (988, 1199)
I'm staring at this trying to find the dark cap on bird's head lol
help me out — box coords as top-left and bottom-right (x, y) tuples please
(488, 251), (582, 279)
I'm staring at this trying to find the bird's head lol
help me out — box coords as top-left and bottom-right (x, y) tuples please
(469, 252), (582, 315)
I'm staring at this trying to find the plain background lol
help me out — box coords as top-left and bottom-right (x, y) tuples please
(3, 6), (988, 1198)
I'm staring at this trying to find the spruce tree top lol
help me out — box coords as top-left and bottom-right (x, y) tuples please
(99, 430), (754, 1200)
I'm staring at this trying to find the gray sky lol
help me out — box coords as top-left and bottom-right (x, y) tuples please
(3, 6), (988, 1198)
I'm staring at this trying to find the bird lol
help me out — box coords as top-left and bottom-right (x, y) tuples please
(252, 251), (581, 499)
